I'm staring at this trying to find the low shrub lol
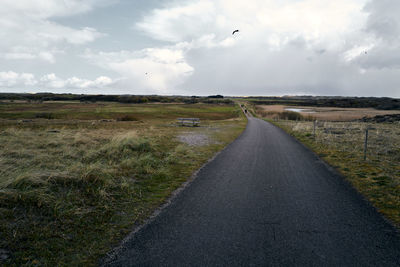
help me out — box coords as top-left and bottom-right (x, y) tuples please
(34, 113), (54, 119)
(256, 110), (305, 121)
(116, 115), (138, 121)
(280, 111), (303, 120)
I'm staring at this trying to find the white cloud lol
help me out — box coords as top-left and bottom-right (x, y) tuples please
(4, 53), (36, 60)
(127, 0), (400, 97)
(2, 0), (400, 97)
(364, 0), (400, 42)
(0, 0), (96, 18)
(65, 76), (114, 89)
(1, 46), (61, 63)
(137, 0), (368, 51)
(39, 73), (114, 89)
(0, 71), (113, 91)
(93, 76), (113, 87)
(353, 0), (400, 70)
(40, 73), (65, 88)
(84, 47), (194, 94)
(1, 51), (57, 63)
(0, 71), (37, 87)
(0, 0), (104, 64)
(137, 2), (217, 43)
(343, 44), (375, 62)
(39, 52), (56, 64)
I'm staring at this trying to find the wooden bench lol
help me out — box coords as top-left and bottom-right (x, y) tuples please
(177, 118), (200, 127)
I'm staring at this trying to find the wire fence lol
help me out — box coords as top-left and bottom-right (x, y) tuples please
(276, 120), (400, 163)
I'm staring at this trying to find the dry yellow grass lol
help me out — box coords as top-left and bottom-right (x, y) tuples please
(256, 105), (400, 121)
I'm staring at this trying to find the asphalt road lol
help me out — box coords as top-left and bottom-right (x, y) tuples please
(105, 117), (400, 266)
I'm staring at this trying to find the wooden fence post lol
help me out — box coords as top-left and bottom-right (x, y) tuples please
(363, 127), (369, 160)
(313, 120), (317, 139)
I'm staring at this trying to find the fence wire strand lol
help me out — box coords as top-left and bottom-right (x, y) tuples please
(278, 120), (400, 163)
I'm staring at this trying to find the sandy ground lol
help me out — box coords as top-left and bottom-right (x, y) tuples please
(177, 132), (211, 146)
(257, 105), (400, 121)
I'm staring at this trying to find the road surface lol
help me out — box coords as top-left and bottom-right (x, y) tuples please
(105, 117), (400, 266)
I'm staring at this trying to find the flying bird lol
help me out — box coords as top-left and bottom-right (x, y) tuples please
(232, 29), (239, 35)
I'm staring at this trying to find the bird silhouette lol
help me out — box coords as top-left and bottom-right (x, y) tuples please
(232, 29), (239, 35)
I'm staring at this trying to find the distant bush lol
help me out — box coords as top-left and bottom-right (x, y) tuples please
(116, 115), (138, 121)
(0, 92), (237, 106)
(248, 96), (400, 110)
(281, 111), (303, 120)
(255, 108), (306, 121)
(35, 113), (54, 119)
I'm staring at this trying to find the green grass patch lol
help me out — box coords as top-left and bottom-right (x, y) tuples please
(0, 102), (239, 121)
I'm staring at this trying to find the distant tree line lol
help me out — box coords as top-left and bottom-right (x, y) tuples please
(0, 93), (233, 105)
(247, 96), (400, 110)
(207, 94), (224, 98)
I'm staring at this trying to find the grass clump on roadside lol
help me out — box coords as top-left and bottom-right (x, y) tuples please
(268, 119), (400, 229)
(0, 102), (246, 266)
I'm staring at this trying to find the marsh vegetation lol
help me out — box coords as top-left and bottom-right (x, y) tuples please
(255, 104), (400, 121)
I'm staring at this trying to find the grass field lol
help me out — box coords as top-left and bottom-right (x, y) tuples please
(0, 101), (246, 265)
(0, 102), (238, 121)
(269, 119), (400, 228)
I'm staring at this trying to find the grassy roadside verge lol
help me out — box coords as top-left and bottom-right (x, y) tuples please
(266, 119), (400, 229)
(0, 102), (246, 265)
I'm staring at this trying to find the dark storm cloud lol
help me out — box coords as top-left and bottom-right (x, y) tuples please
(364, 0), (400, 42)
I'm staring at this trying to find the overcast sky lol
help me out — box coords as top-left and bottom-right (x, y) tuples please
(0, 0), (399, 97)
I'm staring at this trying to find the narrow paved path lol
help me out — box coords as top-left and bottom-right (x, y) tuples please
(106, 117), (400, 266)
